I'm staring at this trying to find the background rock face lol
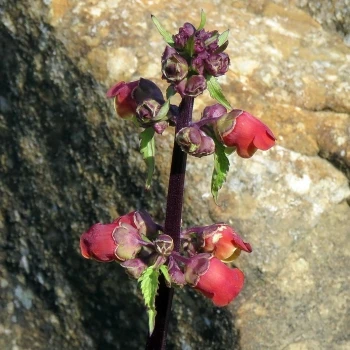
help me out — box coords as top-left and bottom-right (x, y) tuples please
(0, 0), (349, 349)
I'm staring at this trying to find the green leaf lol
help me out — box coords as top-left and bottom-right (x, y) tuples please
(154, 99), (170, 121)
(166, 85), (176, 99)
(140, 128), (155, 190)
(206, 75), (232, 110)
(218, 29), (229, 46)
(160, 265), (171, 287)
(197, 9), (207, 30)
(138, 266), (160, 335)
(151, 15), (174, 45)
(211, 138), (230, 204)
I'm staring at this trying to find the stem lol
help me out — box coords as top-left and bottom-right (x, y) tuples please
(145, 96), (194, 350)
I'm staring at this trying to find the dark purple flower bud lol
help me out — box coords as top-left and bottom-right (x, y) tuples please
(161, 46), (178, 61)
(173, 79), (187, 97)
(191, 52), (209, 75)
(152, 121), (168, 135)
(168, 256), (186, 287)
(112, 223), (143, 261)
(173, 23), (196, 50)
(161, 51), (188, 83)
(204, 53), (230, 77)
(136, 99), (161, 126)
(201, 103), (227, 121)
(121, 258), (148, 279)
(154, 234), (174, 257)
(184, 75), (207, 97)
(176, 126), (215, 158)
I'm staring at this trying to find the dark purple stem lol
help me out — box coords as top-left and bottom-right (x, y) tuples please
(145, 96), (194, 350)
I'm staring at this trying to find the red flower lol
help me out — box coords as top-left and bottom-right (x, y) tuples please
(80, 222), (119, 262)
(106, 80), (139, 119)
(214, 110), (276, 158)
(203, 224), (252, 261)
(80, 211), (160, 262)
(185, 254), (244, 306)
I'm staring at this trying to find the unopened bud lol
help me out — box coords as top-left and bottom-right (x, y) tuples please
(154, 234), (174, 257)
(184, 75), (207, 97)
(162, 50), (188, 83)
(176, 126), (215, 158)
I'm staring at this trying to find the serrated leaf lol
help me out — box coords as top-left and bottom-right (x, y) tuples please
(160, 265), (171, 287)
(140, 128), (155, 190)
(138, 266), (160, 335)
(211, 138), (230, 204)
(197, 9), (207, 30)
(151, 15), (174, 45)
(154, 99), (170, 121)
(206, 75), (232, 110)
(218, 29), (229, 46)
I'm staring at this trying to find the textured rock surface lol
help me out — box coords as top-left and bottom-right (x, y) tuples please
(1, 0), (349, 350)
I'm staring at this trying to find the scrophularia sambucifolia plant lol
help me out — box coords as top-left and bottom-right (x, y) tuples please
(80, 11), (275, 350)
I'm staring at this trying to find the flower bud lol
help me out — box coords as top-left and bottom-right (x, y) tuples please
(176, 126), (215, 158)
(185, 255), (244, 307)
(161, 49), (189, 83)
(121, 258), (148, 279)
(214, 110), (276, 158)
(204, 53), (230, 77)
(184, 75), (207, 97)
(154, 234), (174, 257)
(136, 99), (161, 126)
(152, 121), (168, 135)
(173, 23), (196, 50)
(201, 103), (227, 121)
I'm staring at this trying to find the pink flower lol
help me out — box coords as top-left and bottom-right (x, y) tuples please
(202, 224), (252, 261)
(214, 110), (276, 158)
(106, 81), (139, 119)
(184, 254), (244, 306)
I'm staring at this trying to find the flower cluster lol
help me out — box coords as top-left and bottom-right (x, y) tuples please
(161, 23), (229, 98)
(80, 211), (252, 306)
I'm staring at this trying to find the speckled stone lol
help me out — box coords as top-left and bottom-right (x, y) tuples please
(1, 0), (349, 349)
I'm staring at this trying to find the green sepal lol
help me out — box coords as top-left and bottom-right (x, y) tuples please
(185, 35), (195, 57)
(160, 265), (171, 287)
(138, 266), (160, 335)
(140, 128), (156, 190)
(197, 9), (207, 30)
(154, 99), (170, 121)
(206, 75), (232, 110)
(211, 137), (230, 204)
(151, 15), (174, 46)
(218, 29), (229, 46)
(166, 85), (176, 99)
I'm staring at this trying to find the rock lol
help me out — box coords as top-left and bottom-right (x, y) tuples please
(1, 1), (349, 350)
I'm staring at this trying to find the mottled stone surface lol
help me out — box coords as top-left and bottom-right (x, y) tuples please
(1, 0), (349, 350)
